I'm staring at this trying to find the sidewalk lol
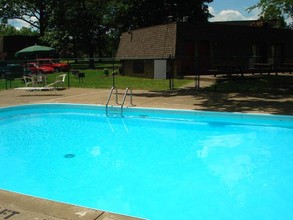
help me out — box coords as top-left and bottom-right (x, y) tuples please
(1, 86), (292, 115)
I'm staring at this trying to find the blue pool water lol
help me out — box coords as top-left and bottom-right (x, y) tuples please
(0, 104), (293, 219)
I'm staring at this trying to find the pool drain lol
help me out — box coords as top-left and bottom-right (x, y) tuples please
(64, 153), (75, 158)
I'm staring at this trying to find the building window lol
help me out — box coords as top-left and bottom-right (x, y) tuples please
(133, 60), (144, 74)
(252, 43), (267, 62)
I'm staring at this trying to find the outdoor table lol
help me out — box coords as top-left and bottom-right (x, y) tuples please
(211, 65), (243, 77)
(253, 63), (273, 75)
(280, 63), (293, 74)
(31, 74), (48, 86)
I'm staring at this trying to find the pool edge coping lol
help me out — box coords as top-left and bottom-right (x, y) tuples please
(0, 189), (143, 220)
(2, 102), (292, 117)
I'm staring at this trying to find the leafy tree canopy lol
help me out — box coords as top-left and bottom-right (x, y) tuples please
(106, 0), (213, 31)
(1, 0), (213, 58)
(0, 24), (38, 36)
(247, 0), (293, 27)
(0, 0), (54, 36)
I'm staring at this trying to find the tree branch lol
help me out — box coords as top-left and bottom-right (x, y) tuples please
(14, 15), (40, 29)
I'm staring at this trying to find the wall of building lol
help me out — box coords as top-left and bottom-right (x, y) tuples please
(0, 36), (38, 60)
(122, 59), (154, 78)
(0, 37), (5, 60)
(176, 22), (293, 75)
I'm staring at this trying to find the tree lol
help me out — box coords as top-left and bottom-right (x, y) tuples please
(0, 24), (19, 35)
(103, 0), (213, 53)
(0, 0), (54, 36)
(45, 0), (109, 66)
(0, 24), (37, 36)
(106, 0), (213, 31)
(247, 0), (293, 27)
(1, 0), (214, 59)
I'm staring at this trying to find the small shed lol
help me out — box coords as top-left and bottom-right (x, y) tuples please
(116, 22), (176, 79)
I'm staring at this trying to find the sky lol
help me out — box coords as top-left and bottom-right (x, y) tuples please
(209, 0), (260, 21)
(9, 0), (260, 29)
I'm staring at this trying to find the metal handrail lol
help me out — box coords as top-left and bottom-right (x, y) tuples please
(121, 87), (135, 117)
(106, 87), (119, 115)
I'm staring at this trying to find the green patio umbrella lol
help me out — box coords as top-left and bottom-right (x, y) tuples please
(15, 44), (56, 58)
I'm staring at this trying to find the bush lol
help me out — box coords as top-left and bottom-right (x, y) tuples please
(103, 68), (109, 76)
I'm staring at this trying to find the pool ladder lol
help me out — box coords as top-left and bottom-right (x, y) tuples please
(106, 87), (135, 117)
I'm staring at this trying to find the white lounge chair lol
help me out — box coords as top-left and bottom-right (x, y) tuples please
(14, 75), (56, 95)
(14, 73), (67, 95)
(46, 73), (67, 89)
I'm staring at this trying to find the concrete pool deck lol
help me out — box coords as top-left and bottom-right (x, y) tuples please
(0, 190), (140, 220)
(1, 83), (292, 115)
(0, 84), (292, 220)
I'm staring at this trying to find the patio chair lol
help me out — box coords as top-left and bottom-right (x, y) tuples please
(23, 75), (36, 87)
(46, 73), (67, 89)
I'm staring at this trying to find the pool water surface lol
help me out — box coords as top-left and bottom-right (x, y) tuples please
(0, 104), (293, 219)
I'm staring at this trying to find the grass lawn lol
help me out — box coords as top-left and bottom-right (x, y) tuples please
(1, 68), (292, 94)
(0, 69), (192, 91)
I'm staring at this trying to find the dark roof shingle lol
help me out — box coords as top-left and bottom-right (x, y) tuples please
(116, 23), (177, 59)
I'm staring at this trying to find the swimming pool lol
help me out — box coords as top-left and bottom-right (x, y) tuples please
(0, 104), (293, 219)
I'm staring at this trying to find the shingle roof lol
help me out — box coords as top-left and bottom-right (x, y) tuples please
(116, 22), (177, 59)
